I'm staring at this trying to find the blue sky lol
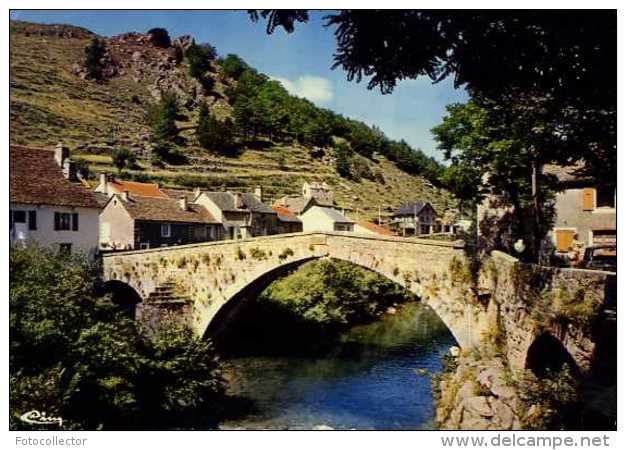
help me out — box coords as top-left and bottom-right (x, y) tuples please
(11, 10), (468, 160)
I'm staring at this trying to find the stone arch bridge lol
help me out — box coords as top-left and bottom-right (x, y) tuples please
(102, 232), (615, 373)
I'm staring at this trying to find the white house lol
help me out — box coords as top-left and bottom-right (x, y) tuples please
(299, 205), (355, 233)
(10, 144), (101, 258)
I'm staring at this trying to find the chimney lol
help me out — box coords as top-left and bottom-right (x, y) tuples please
(99, 173), (108, 193)
(254, 185), (263, 202)
(121, 190), (130, 201)
(179, 196), (188, 210)
(54, 142), (70, 167)
(63, 159), (77, 181)
(234, 192), (245, 209)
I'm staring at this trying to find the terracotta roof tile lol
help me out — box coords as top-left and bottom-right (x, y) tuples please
(272, 205), (302, 223)
(357, 221), (396, 236)
(10, 145), (100, 209)
(108, 179), (168, 198)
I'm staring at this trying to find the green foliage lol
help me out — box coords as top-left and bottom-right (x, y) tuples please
(10, 245), (224, 430)
(533, 286), (602, 333)
(83, 37), (106, 80)
(196, 102), (235, 154)
(278, 247), (294, 261)
(218, 54), (249, 80)
(516, 366), (582, 430)
(74, 159), (91, 180)
(151, 140), (186, 165)
(249, 247), (267, 260)
(186, 43), (216, 90)
(433, 101), (559, 258)
(334, 142), (353, 179)
(147, 28), (171, 48)
(147, 92), (179, 142)
(111, 148), (137, 174)
(260, 259), (415, 326)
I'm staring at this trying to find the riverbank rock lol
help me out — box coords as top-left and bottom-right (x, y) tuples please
(435, 355), (525, 430)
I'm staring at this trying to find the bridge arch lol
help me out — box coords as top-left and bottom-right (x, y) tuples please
(102, 232), (479, 349)
(525, 331), (581, 378)
(101, 279), (143, 318)
(202, 253), (468, 349)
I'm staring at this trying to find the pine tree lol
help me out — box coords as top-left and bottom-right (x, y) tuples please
(84, 38), (106, 80)
(148, 92), (179, 142)
(334, 142), (353, 179)
(196, 103), (234, 153)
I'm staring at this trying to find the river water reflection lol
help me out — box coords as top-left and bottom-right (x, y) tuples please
(220, 302), (456, 430)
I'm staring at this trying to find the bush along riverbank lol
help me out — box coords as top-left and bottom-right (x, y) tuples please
(214, 259), (418, 356)
(10, 245), (226, 430)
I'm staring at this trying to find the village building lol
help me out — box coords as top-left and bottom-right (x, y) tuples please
(94, 173), (168, 198)
(544, 164), (616, 254)
(193, 187), (279, 239)
(274, 181), (356, 233)
(388, 201), (438, 236)
(99, 192), (221, 250)
(10, 144), (101, 257)
(272, 205), (303, 234)
(300, 205), (355, 233)
(273, 181), (337, 215)
(354, 221), (396, 237)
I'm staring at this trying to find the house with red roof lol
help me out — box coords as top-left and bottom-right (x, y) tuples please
(94, 173), (168, 199)
(10, 144), (101, 258)
(354, 221), (396, 237)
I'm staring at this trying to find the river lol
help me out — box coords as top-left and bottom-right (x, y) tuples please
(219, 302), (456, 430)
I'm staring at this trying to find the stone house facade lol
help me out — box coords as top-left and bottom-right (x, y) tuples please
(193, 187), (279, 239)
(389, 201), (438, 236)
(544, 165), (616, 253)
(99, 193), (221, 250)
(300, 205), (355, 232)
(10, 144), (101, 258)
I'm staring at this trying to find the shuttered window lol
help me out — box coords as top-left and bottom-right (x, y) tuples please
(582, 188), (595, 211)
(72, 213), (79, 231)
(555, 229), (576, 252)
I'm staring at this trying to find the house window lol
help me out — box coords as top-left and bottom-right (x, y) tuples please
(596, 186), (615, 209)
(13, 210), (26, 224)
(59, 243), (72, 256)
(593, 230), (616, 247)
(54, 212), (72, 231)
(161, 223), (171, 238)
(28, 211), (37, 230)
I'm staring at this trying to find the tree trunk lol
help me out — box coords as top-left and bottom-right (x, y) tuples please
(531, 159), (543, 262)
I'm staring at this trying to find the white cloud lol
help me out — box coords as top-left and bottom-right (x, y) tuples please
(271, 75), (334, 103)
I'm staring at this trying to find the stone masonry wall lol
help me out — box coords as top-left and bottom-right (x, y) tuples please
(102, 232), (487, 347)
(480, 250), (615, 372)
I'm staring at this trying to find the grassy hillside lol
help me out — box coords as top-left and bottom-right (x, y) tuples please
(9, 20), (456, 221)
